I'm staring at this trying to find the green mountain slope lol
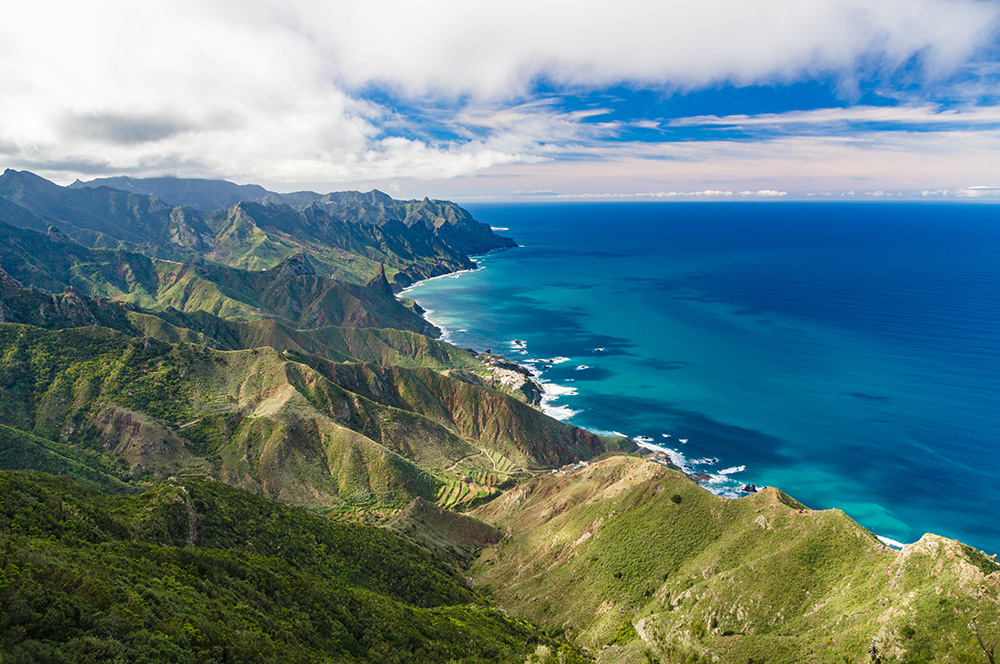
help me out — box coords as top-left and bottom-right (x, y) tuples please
(0, 324), (614, 514)
(130, 311), (477, 368)
(0, 471), (583, 663)
(0, 423), (133, 494)
(0, 271), (548, 415)
(387, 497), (502, 569)
(70, 174), (516, 260)
(0, 268), (137, 331)
(471, 455), (1000, 664)
(310, 360), (616, 470)
(200, 200), (482, 286)
(70, 174), (272, 213)
(0, 267), (469, 369)
(0, 221), (435, 335)
(0, 168), (214, 257)
(2, 170), (515, 288)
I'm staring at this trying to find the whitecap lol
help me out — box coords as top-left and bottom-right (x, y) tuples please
(537, 380), (580, 421)
(576, 365), (590, 371)
(548, 356), (572, 364)
(587, 428), (626, 438)
(398, 266), (478, 295)
(877, 535), (907, 550)
(662, 434), (671, 438)
(541, 403), (582, 421)
(635, 441), (688, 468)
(542, 383), (578, 398)
(719, 465), (746, 475)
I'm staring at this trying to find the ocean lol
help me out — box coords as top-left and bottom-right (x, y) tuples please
(402, 202), (1000, 554)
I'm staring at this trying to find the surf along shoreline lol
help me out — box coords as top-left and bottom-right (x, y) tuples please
(398, 251), (767, 496)
(396, 242), (951, 554)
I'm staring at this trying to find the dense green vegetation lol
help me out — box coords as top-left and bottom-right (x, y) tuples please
(0, 471), (584, 663)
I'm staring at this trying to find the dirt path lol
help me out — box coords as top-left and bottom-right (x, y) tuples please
(445, 449), (484, 472)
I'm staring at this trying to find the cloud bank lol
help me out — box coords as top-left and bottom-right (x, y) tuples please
(1, 0), (999, 195)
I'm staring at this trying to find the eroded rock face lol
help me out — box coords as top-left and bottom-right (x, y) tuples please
(94, 405), (209, 477)
(897, 533), (1000, 598)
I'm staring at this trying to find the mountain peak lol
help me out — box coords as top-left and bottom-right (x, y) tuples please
(278, 252), (317, 277)
(0, 168), (60, 192)
(365, 263), (394, 296)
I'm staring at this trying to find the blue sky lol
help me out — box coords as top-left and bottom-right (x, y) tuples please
(2, 0), (1000, 200)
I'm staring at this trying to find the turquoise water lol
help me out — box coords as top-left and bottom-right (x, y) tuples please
(403, 202), (1000, 554)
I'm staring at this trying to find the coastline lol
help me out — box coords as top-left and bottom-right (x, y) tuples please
(400, 255), (764, 497)
(398, 246), (922, 554)
(400, 253), (589, 423)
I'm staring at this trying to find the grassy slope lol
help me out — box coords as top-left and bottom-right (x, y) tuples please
(311, 360), (619, 470)
(129, 312), (474, 367)
(0, 423), (133, 494)
(471, 456), (1000, 664)
(0, 270), (471, 370)
(0, 471), (583, 663)
(0, 324), (614, 515)
(386, 497), (502, 569)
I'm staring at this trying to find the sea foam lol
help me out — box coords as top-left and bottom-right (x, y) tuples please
(537, 380), (581, 421)
(877, 535), (907, 550)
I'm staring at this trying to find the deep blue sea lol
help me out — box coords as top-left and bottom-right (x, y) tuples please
(402, 202), (1000, 554)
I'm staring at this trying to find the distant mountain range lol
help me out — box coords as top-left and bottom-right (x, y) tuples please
(2, 169), (515, 288)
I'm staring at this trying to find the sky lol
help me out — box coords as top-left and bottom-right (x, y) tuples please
(2, 0), (1000, 201)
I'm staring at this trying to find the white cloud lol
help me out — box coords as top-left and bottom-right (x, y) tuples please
(669, 105), (1000, 129)
(423, 129), (1000, 200)
(0, 0), (998, 190)
(301, 0), (1000, 96)
(956, 185), (1000, 197)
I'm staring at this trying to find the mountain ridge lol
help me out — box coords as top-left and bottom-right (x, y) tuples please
(471, 455), (1000, 663)
(4, 169), (515, 289)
